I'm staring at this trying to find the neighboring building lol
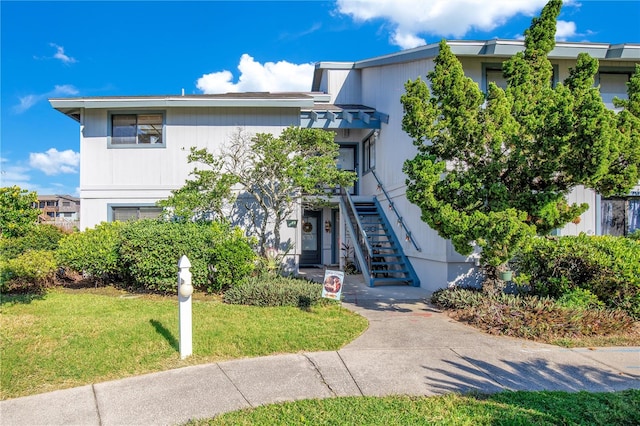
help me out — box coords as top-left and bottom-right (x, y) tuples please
(50, 39), (640, 292)
(34, 194), (81, 231)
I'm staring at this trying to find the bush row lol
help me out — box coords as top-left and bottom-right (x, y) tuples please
(511, 234), (640, 319)
(2, 219), (257, 294)
(431, 288), (634, 341)
(224, 275), (329, 308)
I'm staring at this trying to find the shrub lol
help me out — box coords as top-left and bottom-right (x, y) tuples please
(0, 224), (67, 260)
(224, 275), (328, 307)
(557, 288), (605, 310)
(1, 250), (57, 293)
(434, 288), (634, 341)
(431, 287), (485, 310)
(453, 294), (634, 340)
(56, 221), (125, 281)
(119, 220), (256, 293)
(209, 225), (257, 292)
(512, 235), (640, 319)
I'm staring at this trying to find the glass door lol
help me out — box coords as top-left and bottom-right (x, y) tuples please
(300, 210), (321, 265)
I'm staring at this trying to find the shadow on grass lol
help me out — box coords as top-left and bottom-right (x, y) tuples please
(0, 292), (45, 306)
(150, 319), (179, 352)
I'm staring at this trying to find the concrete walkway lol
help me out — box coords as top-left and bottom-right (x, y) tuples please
(1, 269), (639, 425)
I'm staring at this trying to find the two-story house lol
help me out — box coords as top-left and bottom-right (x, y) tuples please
(50, 39), (639, 292)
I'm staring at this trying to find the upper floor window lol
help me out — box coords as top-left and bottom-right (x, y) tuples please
(363, 132), (376, 173)
(111, 206), (162, 222)
(110, 113), (164, 148)
(597, 69), (632, 108)
(482, 62), (558, 93)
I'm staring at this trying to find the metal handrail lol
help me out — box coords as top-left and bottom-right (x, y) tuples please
(340, 187), (373, 276)
(370, 170), (421, 252)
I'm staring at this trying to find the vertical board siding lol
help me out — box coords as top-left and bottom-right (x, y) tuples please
(80, 106), (298, 228)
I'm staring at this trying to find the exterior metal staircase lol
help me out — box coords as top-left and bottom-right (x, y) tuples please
(340, 190), (420, 287)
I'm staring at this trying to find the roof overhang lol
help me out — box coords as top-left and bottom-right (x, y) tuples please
(49, 93), (318, 122)
(312, 39), (640, 91)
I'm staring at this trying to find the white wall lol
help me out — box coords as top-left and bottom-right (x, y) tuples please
(80, 107), (299, 229)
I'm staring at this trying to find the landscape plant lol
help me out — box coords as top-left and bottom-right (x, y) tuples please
(160, 127), (356, 255)
(431, 287), (636, 344)
(0, 186), (40, 238)
(224, 275), (328, 308)
(401, 0), (640, 288)
(511, 234), (640, 318)
(119, 219), (256, 293)
(56, 221), (126, 282)
(0, 223), (67, 260)
(0, 250), (57, 293)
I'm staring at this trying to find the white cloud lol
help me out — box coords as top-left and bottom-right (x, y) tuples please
(335, 0), (550, 49)
(555, 20), (577, 41)
(50, 43), (77, 64)
(196, 54), (315, 94)
(0, 164), (31, 187)
(29, 148), (80, 176)
(13, 84), (79, 114)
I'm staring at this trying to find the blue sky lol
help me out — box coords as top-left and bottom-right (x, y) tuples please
(1, 0), (639, 196)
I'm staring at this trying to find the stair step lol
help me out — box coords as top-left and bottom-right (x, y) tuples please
(370, 277), (413, 285)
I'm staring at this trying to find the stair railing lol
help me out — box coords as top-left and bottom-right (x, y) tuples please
(370, 170), (421, 252)
(339, 187), (373, 278)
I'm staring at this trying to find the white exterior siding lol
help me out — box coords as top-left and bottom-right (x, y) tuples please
(79, 106), (299, 229)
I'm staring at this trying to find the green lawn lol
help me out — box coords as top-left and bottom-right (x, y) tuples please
(189, 390), (640, 425)
(0, 288), (367, 399)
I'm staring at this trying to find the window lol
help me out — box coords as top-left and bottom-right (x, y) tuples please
(363, 133), (376, 172)
(62, 201), (70, 207)
(601, 197), (640, 236)
(110, 113), (164, 147)
(111, 206), (162, 222)
(484, 65), (508, 92)
(597, 70), (632, 108)
(483, 63), (558, 93)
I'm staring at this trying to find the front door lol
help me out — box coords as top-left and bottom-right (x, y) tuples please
(300, 210), (321, 265)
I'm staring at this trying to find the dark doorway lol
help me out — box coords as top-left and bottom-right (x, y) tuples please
(300, 210), (321, 265)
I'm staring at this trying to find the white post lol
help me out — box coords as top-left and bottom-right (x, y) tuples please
(177, 255), (193, 359)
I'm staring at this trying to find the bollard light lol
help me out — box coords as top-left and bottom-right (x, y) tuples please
(178, 255), (193, 359)
(179, 277), (193, 297)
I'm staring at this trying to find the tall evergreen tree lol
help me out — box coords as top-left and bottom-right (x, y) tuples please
(401, 0), (640, 285)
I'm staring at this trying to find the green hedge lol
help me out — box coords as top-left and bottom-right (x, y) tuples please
(56, 221), (126, 281)
(512, 235), (640, 319)
(224, 275), (328, 307)
(119, 220), (256, 293)
(0, 224), (67, 260)
(1, 250), (57, 293)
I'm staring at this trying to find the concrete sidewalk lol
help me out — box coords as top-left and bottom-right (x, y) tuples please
(2, 269), (639, 426)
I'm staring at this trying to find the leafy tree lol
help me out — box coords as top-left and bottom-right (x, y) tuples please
(160, 127), (356, 254)
(0, 186), (40, 238)
(157, 150), (237, 221)
(401, 0), (640, 287)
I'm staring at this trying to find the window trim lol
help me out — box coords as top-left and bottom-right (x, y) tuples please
(107, 111), (166, 149)
(362, 132), (376, 174)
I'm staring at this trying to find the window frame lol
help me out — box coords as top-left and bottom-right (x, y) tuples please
(108, 111), (166, 149)
(108, 204), (163, 222)
(362, 132), (376, 174)
(596, 67), (633, 108)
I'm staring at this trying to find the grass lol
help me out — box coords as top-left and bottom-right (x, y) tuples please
(187, 390), (640, 425)
(0, 287), (367, 400)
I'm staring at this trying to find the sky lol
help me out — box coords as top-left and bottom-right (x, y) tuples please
(1, 0), (639, 197)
